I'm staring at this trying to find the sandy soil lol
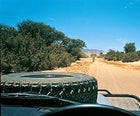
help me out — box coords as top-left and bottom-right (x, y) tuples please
(42, 57), (140, 97)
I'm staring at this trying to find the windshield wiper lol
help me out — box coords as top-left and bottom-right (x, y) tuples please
(1, 92), (81, 107)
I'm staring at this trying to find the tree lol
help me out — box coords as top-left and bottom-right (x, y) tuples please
(66, 39), (86, 60)
(124, 42), (136, 53)
(104, 49), (116, 61)
(1, 20), (86, 74)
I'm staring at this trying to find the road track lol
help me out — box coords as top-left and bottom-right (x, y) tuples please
(42, 57), (140, 97)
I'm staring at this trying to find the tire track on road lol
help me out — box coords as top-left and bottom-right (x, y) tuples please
(88, 58), (140, 96)
(88, 60), (120, 93)
(45, 57), (140, 97)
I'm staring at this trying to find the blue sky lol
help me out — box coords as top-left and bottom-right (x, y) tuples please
(0, 0), (140, 52)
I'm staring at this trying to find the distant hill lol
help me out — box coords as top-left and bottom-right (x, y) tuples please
(82, 48), (104, 54)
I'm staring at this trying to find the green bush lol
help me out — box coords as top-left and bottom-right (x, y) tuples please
(122, 52), (139, 62)
(104, 43), (139, 63)
(1, 20), (86, 74)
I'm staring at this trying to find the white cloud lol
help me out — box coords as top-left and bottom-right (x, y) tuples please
(124, 0), (139, 9)
(47, 17), (56, 21)
(115, 38), (127, 45)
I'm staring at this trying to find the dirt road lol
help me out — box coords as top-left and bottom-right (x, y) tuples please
(88, 58), (140, 97)
(42, 57), (140, 97)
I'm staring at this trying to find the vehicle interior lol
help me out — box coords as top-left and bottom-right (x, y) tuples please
(1, 0), (140, 116)
(1, 72), (140, 116)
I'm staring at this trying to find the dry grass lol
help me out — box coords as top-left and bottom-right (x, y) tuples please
(98, 58), (140, 70)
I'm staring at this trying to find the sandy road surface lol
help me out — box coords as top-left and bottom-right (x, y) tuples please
(42, 58), (140, 97)
(88, 58), (140, 97)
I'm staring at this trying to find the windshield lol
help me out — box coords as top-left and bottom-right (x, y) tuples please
(0, 0), (140, 114)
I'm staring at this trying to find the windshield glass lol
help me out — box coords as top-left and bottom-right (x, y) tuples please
(0, 0), (140, 108)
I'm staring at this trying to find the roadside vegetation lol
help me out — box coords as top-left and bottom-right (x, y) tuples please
(100, 42), (140, 62)
(1, 20), (86, 74)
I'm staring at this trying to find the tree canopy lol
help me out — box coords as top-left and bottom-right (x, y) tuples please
(1, 20), (86, 74)
(104, 42), (140, 62)
(124, 42), (136, 53)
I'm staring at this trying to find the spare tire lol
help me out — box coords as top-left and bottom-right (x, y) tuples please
(1, 72), (98, 103)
